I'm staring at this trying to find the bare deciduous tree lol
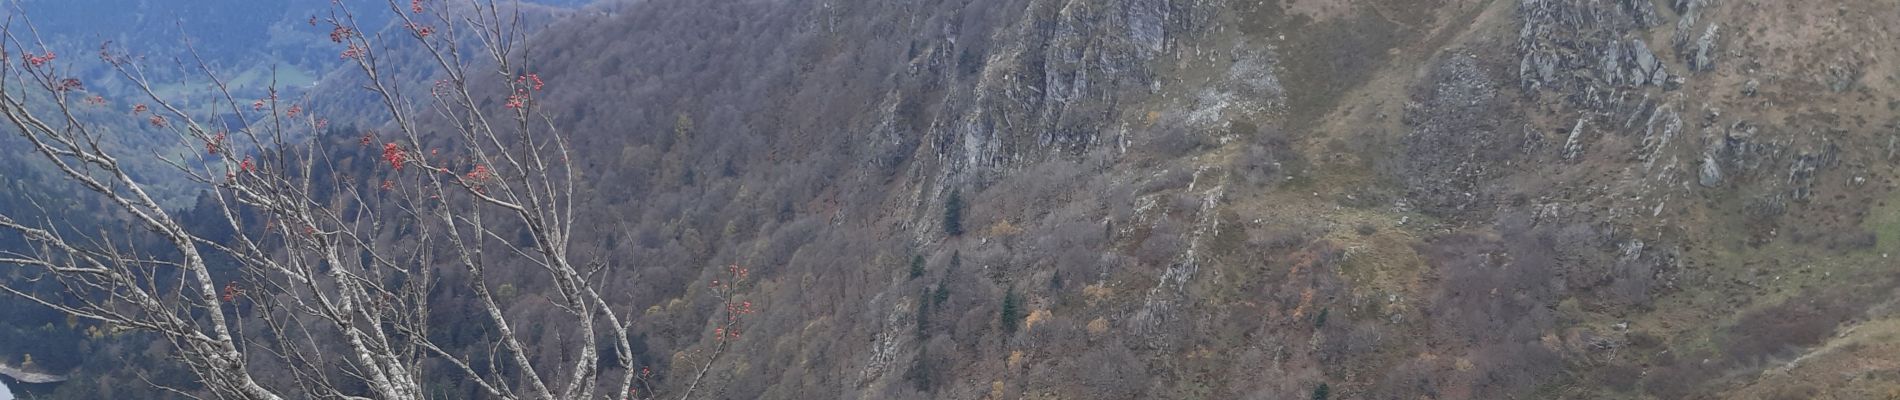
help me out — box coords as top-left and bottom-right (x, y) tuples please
(0, 1), (745, 399)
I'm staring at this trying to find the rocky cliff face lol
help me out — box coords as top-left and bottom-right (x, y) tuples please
(478, 0), (1900, 398)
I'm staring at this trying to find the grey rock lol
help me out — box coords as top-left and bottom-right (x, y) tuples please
(1538, 54), (1558, 84)
(1628, 39), (1669, 87)
(1401, 54), (1514, 216)
(1690, 24), (1719, 72)
(1788, 150), (1827, 201)
(1621, 0), (1663, 27)
(1741, 78), (1759, 96)
(1520, 56), (1536, 88)
(1826, 63), (1860, 92)
(1889, 135), (1897, 160)
(1603, 41), (1625, 85)
(1699, 146), (1724, 187)
(1673, 0), (1705, 52)
(1631, 39), (1658, 76)
(1639, 107), (1681, 170)
(1727, 121), (1756, 141)
(1520, 52), (1556, 90)
(1564, 117), (1588, 159)
(1126, 0), (1168, 53)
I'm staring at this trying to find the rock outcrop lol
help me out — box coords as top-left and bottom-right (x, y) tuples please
(0, 362), (68, 384)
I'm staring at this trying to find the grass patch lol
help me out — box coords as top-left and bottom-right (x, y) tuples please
(1863, 193), (1900, 253)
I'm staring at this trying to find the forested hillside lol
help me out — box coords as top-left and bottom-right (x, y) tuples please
(4, 0), (1900, 399)
(487, 0), (1900, 398)
(0, 1), (578, 397)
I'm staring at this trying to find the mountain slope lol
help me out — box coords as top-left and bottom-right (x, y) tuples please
(7, 0), (1898, 398)
(462, 0), (1900, 398)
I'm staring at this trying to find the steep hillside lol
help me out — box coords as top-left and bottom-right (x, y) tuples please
(7, 0), (1898, 398)
(427, 0), (1900, 398)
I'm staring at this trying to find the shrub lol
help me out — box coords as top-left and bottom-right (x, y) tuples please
(1068, 344), (1146, 400)
(495, 283), (519, 303)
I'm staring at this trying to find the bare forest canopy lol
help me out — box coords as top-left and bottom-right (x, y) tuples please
(2, 0), (1900, 399)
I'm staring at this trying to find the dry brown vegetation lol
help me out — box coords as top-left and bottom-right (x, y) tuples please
(4, 0), (1900, 399)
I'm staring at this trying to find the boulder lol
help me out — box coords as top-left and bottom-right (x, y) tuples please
(1628, 39), (1665, 87)
(1621, 0), (1663, 27)
(1603, 40), (1625, 85)
(1699, 145), (1724, 187)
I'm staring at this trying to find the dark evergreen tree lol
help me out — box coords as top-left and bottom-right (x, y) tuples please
(1001, 289), (1021, 334)
(905, 346), (934, 392)
(909, 254), (926, 279)
(943, 189), (964, 236)
(916, 287), (931, 337)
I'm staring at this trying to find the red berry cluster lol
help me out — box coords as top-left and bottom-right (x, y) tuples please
(221, 281), (244, 302)
(207, 132), (226, 154)
(711, 265), (755, 341)
(22, 51), (55, 67)
(503, 73), (546, 109)
(382, 143), (407, 170)
(328, 25), (355, 43)
(406, 22), (435, 38)
(516, 73), (545, 91)
(465, 165), (492, 182)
